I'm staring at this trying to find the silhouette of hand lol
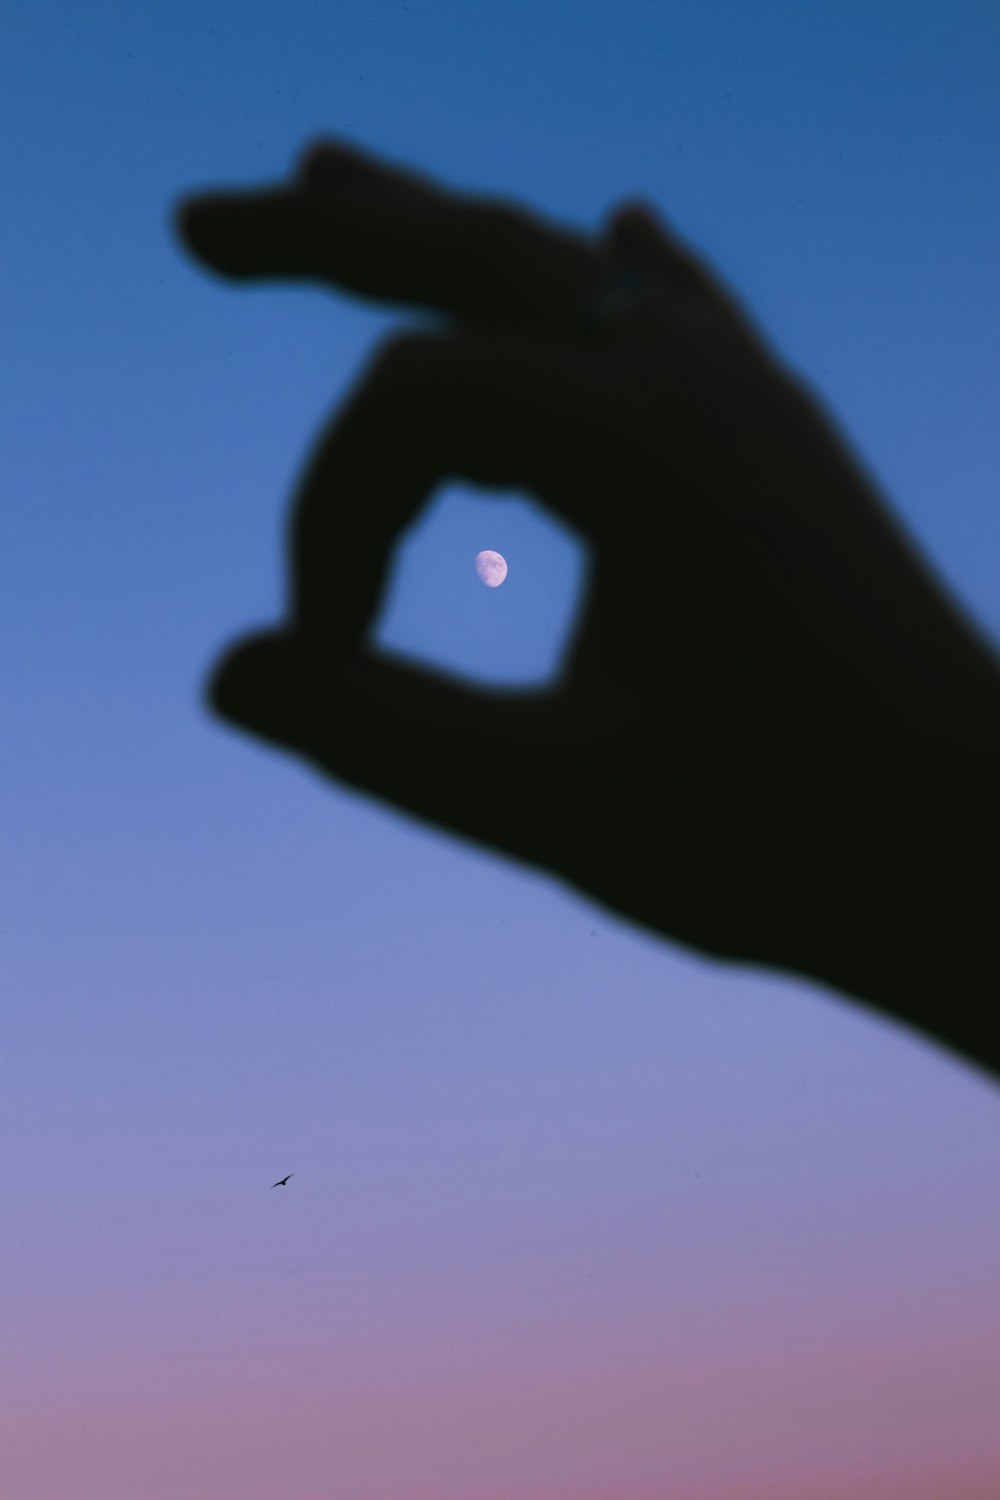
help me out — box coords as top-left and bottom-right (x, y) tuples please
(179, 141), (1000, 1073)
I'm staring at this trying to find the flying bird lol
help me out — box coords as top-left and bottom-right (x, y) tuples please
(271, 1173), (294, 1188)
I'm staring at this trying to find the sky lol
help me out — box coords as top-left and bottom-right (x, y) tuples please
(2, 2), (1000, 1497)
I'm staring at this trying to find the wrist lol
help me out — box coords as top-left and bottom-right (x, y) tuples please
(814, 729), (1000, 1080)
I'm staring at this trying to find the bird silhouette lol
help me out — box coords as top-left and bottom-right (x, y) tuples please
(271, 1173), (294, 1188)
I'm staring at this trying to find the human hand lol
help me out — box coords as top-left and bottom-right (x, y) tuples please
(178, 141), (1000, 1070)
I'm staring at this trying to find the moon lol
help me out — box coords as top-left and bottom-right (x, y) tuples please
(475, 550), (508, 588)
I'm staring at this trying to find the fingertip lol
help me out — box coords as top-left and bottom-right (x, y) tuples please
(173, 196), (202, 250)
(297, 137), (367, 187)
(606, 198), (672, 251)
(205, 636), (263, 729)
(206, 631), (316, 741)
(174, 196), (238, 271)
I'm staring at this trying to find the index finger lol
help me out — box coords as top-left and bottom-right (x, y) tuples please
(176, 138), (611, 331)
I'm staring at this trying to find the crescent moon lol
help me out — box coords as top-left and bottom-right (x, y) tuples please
(475, 550), (508, 588)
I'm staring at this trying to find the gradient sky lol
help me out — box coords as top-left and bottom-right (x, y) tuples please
(3, 3), (1000, 1498)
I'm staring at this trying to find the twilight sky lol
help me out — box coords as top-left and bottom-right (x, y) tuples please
(3, 3), (1000, 1498)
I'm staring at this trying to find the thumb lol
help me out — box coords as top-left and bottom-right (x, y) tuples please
(207, 629), (568, 864)
(208, 629), (328, 748)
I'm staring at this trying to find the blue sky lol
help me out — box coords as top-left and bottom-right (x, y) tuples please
(2, 4), (999, 1497)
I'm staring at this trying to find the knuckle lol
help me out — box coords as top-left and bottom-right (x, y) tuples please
(338, 332), (465, 444)
(368, 330), (454, 387)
